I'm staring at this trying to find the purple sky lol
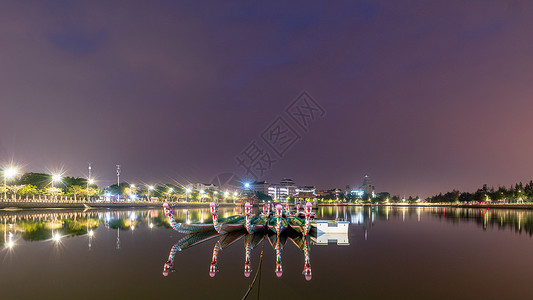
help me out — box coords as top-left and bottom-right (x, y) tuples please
(1, 1), (533, 196)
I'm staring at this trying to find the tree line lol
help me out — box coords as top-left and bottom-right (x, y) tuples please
(428, 181), (533, 203)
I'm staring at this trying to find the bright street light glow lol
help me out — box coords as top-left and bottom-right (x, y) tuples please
(88, 179), (95, 184)
(6, 240), (14, 248)
(186, 188), (191, 193)
(148, 185), (154, 190)
(88, 230), (94, 237)
(52, 173), (62, 182)
(4, 166), (19, 179)
(130, 184), (135, 188)
(244, 183), (250, 188)
(168, 188), (173, 192)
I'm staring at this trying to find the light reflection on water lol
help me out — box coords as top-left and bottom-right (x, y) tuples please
(1, 206), (533, 299)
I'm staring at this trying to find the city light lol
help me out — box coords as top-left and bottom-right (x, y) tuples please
(88, 179), (95, 185)
(185, 188), (191, 193)
(52, 173), (62, 183)
(148, 185), (154, 190)
(3, 165), (20, 200)
(88, 230), (94, 237)
(130, 184), (135, 188)
(4, 166), (19, 179)
(244, 183), (250, 188)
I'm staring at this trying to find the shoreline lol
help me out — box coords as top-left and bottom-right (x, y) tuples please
(0, 201), (241, 210)
(2, 201), (533, 210)
(317, 203), (533, 210)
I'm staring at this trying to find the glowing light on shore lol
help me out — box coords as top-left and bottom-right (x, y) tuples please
(4, 166), (19, 179)
(52, 173), (62, 183)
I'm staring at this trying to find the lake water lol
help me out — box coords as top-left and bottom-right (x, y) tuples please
(1, 205), (533, 299)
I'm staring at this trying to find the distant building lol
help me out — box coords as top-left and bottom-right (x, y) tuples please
(298, 185), (317, 195)
(268, 178), (298, 200)
(251, 181), (269, 194)
(361, 175), (375, 194)
(350, 175), (376, 197)
(196, 183), (218, 192)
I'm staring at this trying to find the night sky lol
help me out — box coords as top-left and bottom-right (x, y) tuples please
(1, 1), (532, 197)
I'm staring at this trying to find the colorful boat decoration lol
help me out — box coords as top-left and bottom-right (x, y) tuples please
(164, 201), (313, 237)
(243, 231), (265, 277)
(163, 202), (246, 234)
(161, 210), (337, 281)
(267, 204), (288, 234)
(244, 202), (269, 234)
(267, 230), (287, 278)
(163, 203), (215, 233)
(162, 230), (220, 276)
(209, 230), (246, 277)
(210, 202), (246, 233)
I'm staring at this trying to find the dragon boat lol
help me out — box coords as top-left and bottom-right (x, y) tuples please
(162, 202), (246, 234)
(267, 204), (288, 234)
(287, 202), (313, 235)
(244, 202), (269, 234)
(209, 202), (246, 233)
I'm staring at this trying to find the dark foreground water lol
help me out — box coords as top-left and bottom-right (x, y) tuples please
(1, 205), (533, 299)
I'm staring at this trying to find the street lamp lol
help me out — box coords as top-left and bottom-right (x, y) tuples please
(148, 185), (154, 201)
(200, 189), (205, 202)
(3, 166), (18, 201)
(185, 188), (191, 202)
(51, 173), (62, 201)
(168, 187), (174, 201)
(87, 179), (94, 202)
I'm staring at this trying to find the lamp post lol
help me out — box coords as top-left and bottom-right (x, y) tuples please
(185, 188), (191, 202)
(52, 173), (62, 201)
(148, 185), (154, 202)
(168, 187), (174, 201)
(3, 166), (18, 201)
(87, 179), (94, 202)
(130, 184), (136, 201)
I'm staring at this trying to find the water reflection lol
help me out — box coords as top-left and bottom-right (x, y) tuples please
(316, 205), (533, 236)
(0, 209), (169, 247)
(163, 227), (315, 280)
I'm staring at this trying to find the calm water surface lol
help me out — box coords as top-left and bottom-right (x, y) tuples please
(1, 206), (533, 299)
